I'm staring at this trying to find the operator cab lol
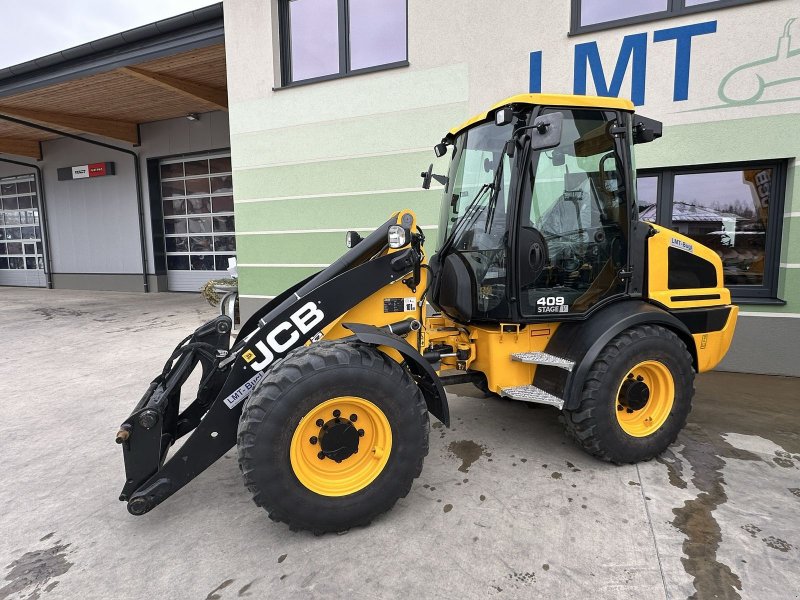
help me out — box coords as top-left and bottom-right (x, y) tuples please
(430, 94), (661, 324)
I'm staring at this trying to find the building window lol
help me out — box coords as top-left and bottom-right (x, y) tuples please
(637, 161), (787, 301)
(571, 0), (768, 34)
(278, 0), (408, 86)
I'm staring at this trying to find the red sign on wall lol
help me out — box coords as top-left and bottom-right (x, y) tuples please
(57, 162), (116, 181)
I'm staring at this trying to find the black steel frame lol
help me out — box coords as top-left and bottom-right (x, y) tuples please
(637, 159), (788, 303)
(569, 0), (772, 36)
(117, 216), (446, 515)
(276, 0), (409, 88)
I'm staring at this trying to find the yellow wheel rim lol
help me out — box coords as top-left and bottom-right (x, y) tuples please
(290, 396), (392, 497)
(615, 360), (675, 438)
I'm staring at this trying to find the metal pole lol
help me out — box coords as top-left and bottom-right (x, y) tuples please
(0, 156), (53, 288)
(0, 114), (150, 292)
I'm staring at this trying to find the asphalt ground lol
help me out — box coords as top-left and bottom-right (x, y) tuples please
(1, 288), (798, 599)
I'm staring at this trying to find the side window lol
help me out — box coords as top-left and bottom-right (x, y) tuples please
(520, 109), (628, 316)
(638, 163), (786, 300)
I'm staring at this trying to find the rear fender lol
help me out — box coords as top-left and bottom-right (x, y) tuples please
(534, 301), (696, 410)
(343, 323), (450, 426)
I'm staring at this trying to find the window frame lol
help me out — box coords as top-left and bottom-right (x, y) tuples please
(277, 0), (409, 88)
(637, 160), (788, 303)
(570, 0), (772, 36)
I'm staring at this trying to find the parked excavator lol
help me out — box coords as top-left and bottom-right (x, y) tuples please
(116, 93), (738, 533)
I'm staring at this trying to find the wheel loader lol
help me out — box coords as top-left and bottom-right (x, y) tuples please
(116, 93), (738, 533)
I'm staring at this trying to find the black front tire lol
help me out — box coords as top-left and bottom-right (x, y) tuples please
(237, 341), (429, 533)
(562, 324), (695, 463)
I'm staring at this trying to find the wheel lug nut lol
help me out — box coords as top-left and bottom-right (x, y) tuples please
(617, 405), (623, 411)
(315, 419), (324, 427)
(317, 451), (325, 460)
(636, 376), (644, 382)
(350, 414), (358, 422)
(309, 436), (318, 445)
(626, 408), (633, 414)
(333, 409), (341, 418)
(358, 429), (365, 437)
(627, 373), (634, 379)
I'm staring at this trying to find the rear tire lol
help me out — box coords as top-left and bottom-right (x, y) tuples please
(562, 324), (694, 463)
(237, 341), (429, 533)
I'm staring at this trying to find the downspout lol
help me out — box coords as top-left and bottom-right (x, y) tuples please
(0, 155), (53, 288)
(0, 114), (150, 292)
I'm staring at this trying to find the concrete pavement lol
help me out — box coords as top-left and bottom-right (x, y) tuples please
(0, 287), (798, 599)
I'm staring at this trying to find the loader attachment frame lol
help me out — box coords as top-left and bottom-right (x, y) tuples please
(118, 216), (423, 515)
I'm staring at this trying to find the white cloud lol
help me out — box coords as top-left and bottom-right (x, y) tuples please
(0, 0), (218, 69)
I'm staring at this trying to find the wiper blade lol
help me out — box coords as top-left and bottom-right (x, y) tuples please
(442, 182), (494, 252)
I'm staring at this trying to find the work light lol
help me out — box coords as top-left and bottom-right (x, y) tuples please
(387, 225), (408, 248)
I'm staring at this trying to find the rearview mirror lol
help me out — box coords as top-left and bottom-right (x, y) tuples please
(434, 142), (448, 158)
(531, 112), (563, 151)
(633, 115), (663, 144)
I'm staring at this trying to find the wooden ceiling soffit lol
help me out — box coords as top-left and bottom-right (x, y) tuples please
(0, 107), (138, 144)
(120, 66), (228, 111)
(0, 137), (41, 160)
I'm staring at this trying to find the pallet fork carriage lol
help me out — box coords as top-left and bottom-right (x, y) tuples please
(117, 93), (738, 532)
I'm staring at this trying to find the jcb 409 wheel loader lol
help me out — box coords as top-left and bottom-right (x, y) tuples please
(117, 94), (738, 533)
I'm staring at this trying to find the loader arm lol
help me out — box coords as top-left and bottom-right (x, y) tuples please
(118, 215), (422, 516)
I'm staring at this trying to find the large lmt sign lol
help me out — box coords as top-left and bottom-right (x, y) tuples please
(529, 21), (717, 106)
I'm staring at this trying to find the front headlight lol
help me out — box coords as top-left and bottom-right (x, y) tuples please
(387, 225), (408, 249)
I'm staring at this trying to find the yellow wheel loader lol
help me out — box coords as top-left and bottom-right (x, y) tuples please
(116, 94), (738, 533)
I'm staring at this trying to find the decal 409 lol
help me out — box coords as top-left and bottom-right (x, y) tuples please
(536, 296), (569, 314)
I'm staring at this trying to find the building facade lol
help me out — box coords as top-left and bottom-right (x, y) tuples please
(224, 0), (799, 377)
(0, 6), (230, 293)
(0, 1), (796, 377)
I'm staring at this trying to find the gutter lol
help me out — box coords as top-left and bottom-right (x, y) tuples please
(0, 3), (224, 98)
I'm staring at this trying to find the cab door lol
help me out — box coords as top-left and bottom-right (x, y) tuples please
(516, 108), (630, 318)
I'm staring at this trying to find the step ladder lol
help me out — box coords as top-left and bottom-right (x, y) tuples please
(510, 352), (574, 371)
(500, 385), (565, 409)
(500, 352), (572, 409)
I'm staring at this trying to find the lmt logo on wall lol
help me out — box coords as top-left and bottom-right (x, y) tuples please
(57, 162), (116, 181)
(529, 21), (717, 106)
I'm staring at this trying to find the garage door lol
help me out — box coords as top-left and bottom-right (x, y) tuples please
(0, 174), (46, 288)
(159, 153), (235, 292)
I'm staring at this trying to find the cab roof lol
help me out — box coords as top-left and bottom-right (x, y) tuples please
(448, 93), (636, 137)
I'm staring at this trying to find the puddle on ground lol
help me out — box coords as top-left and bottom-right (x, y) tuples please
(665, 424), (761, 600)
(447, 440), (487, 473)
(0, 543), (73, 600)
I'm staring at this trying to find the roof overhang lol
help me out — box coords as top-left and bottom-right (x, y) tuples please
(0, 3), (226, 160)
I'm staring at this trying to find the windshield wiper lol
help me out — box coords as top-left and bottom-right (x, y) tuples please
(441, 181), (494, 253)
(484, 153), (506, 234)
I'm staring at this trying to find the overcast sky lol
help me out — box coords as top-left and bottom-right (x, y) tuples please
(0, 1), (217, 69)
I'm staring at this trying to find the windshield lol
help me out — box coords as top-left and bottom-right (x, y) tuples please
(439, 121), (514, 250)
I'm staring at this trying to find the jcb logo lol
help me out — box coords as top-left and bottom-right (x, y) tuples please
(248, 302), (324, 370)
